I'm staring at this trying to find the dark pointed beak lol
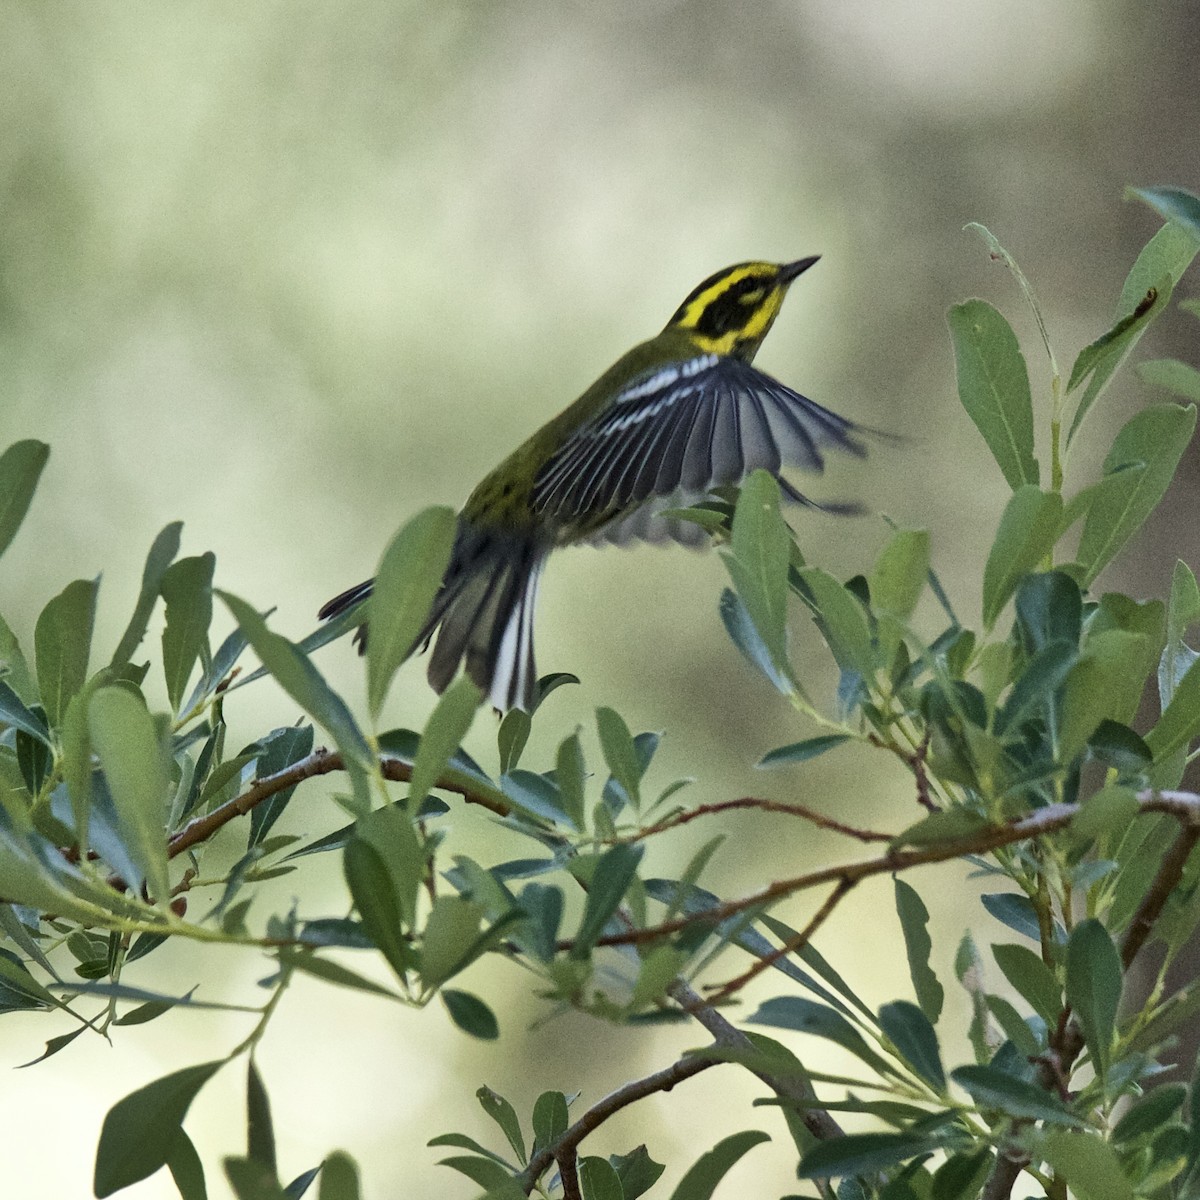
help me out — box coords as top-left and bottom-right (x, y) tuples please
(778, 255), (821, 284)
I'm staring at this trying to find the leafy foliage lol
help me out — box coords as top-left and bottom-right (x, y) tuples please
(0, 188), (1199, 1199)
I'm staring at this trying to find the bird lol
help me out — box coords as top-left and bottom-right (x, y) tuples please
(319, 256), (867, 712)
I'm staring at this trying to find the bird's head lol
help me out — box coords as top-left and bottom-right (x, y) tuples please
(665, 256), (820, 360)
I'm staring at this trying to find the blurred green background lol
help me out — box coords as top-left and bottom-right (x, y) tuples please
(1, 1), (1198, 1196)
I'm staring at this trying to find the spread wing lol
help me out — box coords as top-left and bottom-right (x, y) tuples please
(531, 354), (866, 534)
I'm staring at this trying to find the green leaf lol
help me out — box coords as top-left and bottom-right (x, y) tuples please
(1066, 274), (1171, 399)
(726, 470), (791, 664)
(991, 943), (1062, 1025)
(161, 554), (216, 712)
(218, 591), (372, 771)
(247, 1060), (277, 1177)
(982, 487), (1063, 628)
(532, 1090), (569, 1156)
(1161, 559), (1200, 707)
(166, 1130), (207, 1200)
(798, 567), (875, 677)
(668, 1130), (770, 1200)
(555, 733), (587, 830)
(348, 802), (423, 931)
(225, 1157), (286, 1200)
(894, 880), (944, 1024)
(596, 707), (643, 812)
(1111, 1082), (1187, 1143)
(0, 439), (49, 560)
(110, 521), (183, 667)
(0, 679), (50, 745)
(366, 506), (456, 720)
(276, 950), (400, 1000)
(316, 1151), (361, 1200)
(497, 708), (531, 773)
(1065, 919), (1122, 1078)
(421, 896), (484, 988)
(249, 724), (316, 847)
(1040, 1130), (1133, 1200)
(0, 611), (37, 702)
(35, 577), (98, 726)
(950, 1065), (1080, 1125)
(610, 1146), (665, 1200)
(879, 1000), (944, 1090)
(1068, 208), (1200, 447)
(931, 1149), (992, 1200)
(1129, 185), (1200, 242)
(477, 1086), (526, 1165)
(1139, 357), (1200, 402)
(579, 1156), (624, 1200)
(718, 588), (793, 693)
(757, 734), (851, 769)
(94, 1061), (224, 1197)
(1076, 404), (1197, 584)
(947, 300), (1038, 490)
(749, 997), (893, 1075)
(1058, 630), (1152, 763)
(870, 528), (930, 661)
(798, 1132), (936, 1180)
(88, 686), (170, 904)
(442, 990), (499, 1039)
(408, 678), (481, 810)
(570, 844), (643, 959)
(1148, 655), (1200, 762)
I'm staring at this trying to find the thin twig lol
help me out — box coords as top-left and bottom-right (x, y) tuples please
(981, 1152), (1027, 1200)
(702, 878), (855, 1005)
(554, 792), (1200, 954)
(1121, 820), (1200, 969)
(667, 978), (845, 1142)
(165, 748), (513, 861)
(520, 1054), (718, 1192)
(616, 798), (894, 845)
(557, 1145), (581, 1200)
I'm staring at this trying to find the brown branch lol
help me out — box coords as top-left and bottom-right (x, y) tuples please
(554, 791), (1200, 954)
(667, 977), (845, 1142)
(519, 1053), (718, 1192)
(617, 797), (894, 845)
(1121, 819), (1200, 969)
(557, 1146), (581, 1200)
(981, 1152), (1027, 1200)
(165, 748), (514, 861)
(702, 879), (855, 1006)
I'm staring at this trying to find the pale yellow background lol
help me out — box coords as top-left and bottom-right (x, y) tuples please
(1, 2), (1198, 1197)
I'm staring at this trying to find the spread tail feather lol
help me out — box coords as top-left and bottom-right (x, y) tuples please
(318, 524), (546, 712)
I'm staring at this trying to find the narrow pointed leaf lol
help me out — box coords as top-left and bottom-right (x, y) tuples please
(219, 592), (372, 770)
(366, 506), (456, 720)
(94, 1061), (224, 1197)
(668, 1130), (769, 1200)
(798, 1132), (936, 1180)
(982, 487), (1063, 628)
(88, 686), (170, 904)
(111, 522), (183, 667)
(880, 1000), (944, 1090)
(0, 439), (49, 560)
(35, 577), (98, 726)
(409, 676), (480, 809)
(951, 1065), (1079, 1125)
(1065, 919), (1122, 1077)
(1076, 404), (1197, 585)
(161, 554), (216, 712)
(947, 300), (1038, 490)
(570, 844), (643, 959)
(895, 880), (944, 1024)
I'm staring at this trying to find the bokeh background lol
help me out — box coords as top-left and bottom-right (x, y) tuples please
(2, 1), (1198, 1196)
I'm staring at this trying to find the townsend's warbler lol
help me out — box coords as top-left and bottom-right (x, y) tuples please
(320, 256), (867, 711)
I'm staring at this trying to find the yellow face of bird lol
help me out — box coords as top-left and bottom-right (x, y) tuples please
(665, 257), (819, 361)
